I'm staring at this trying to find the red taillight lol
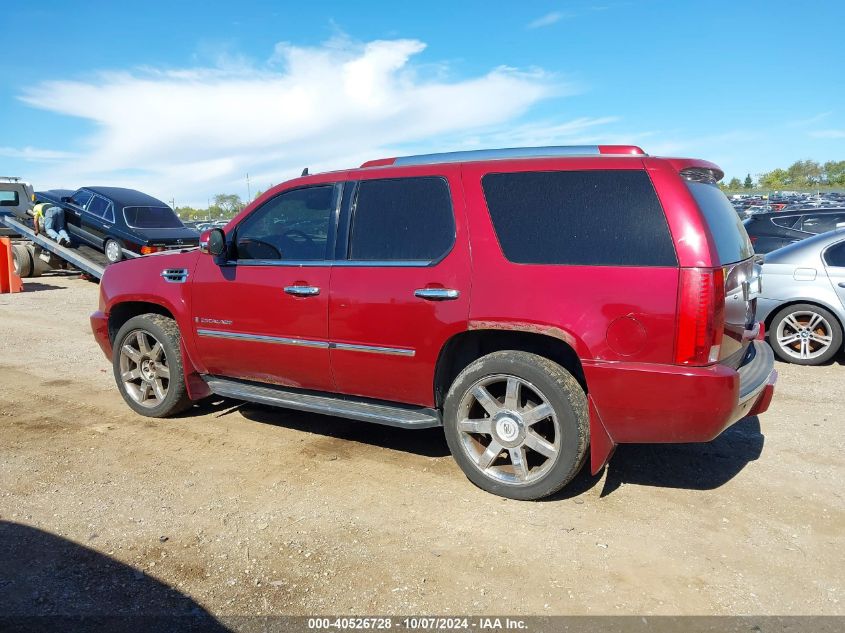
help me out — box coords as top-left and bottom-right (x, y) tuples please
(675, 268), (725, 366)
(140, 245), (163, 255)
(749, 235), (757, 245)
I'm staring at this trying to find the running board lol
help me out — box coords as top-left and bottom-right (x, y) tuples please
(203, 376), (442, 429)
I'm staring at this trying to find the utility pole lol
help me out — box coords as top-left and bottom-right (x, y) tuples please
(246, 173), (251, 201)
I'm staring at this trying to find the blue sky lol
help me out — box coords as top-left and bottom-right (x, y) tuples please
(1, 0), (843, 206)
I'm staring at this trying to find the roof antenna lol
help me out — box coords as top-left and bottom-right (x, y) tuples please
(301, 167), (309, 177)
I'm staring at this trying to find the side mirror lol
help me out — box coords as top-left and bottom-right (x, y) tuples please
(200, 228), (227, 258)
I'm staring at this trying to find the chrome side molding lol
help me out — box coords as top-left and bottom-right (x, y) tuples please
(204, 376), (442, 429)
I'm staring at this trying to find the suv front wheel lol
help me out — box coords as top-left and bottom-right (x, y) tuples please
(112, 314), (192, 417)
(443, 351), (589, 500)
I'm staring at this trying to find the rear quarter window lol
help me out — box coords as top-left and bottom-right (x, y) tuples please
(684, 180), (754, 264)
(481, 170), (677, 266)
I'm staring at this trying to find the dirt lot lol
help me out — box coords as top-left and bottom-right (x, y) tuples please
(1, 272), (843, 618)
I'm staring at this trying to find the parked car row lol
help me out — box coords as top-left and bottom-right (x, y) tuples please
(731, 191), (845, 218)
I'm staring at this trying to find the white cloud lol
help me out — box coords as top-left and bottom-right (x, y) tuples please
(527, 11), (569, 29)
(810, 129), (845, 139)
(19, 38), (568, 205)
(787, 111), (833, 127)
(0, 146), (78, 161)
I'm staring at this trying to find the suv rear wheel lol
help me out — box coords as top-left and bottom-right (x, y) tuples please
(443, 351), (588, 500)
(112, 314), (191, 417)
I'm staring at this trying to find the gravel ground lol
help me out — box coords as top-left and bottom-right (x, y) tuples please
(0, 272), (843, 618)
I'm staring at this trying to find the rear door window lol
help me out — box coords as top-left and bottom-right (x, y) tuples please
(349, 177), (454, 261)
(684, 179), (754, 264)
(481, 170), (677, 266)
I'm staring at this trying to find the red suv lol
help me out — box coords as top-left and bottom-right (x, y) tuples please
(91, 145), (777, 500)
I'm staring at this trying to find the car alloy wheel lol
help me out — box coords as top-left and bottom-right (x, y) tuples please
(455, 374), (560, 486)
(119, 329), (171, 408)
(775, 310), (834, 361)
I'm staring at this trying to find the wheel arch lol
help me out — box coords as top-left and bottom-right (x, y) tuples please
(764, 298), (845, 337)
(433, 328), (587, 409)
(108, 300), (210, 401)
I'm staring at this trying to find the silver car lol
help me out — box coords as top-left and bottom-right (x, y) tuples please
(758, 229), (845, 365)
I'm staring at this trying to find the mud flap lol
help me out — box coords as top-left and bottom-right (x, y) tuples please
(181, 339), (212, 401)
(589, 395), (616, 475)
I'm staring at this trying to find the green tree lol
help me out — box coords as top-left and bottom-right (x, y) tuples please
(212, 193), (244, 216)
(727, 177), (742, 190)
(758, 168), (788, 190)
(823, 160), (845, 187)
(743, 174), (753, 189)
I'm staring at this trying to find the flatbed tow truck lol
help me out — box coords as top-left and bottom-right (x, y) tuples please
(1, 214), (137, 282)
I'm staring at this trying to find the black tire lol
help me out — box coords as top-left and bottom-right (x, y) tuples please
(769, 303), (843, 366)
(443, 351), (589, 500)
(112, 314), (192, 417)
(104, 239), (123, 263)
(12, 244), (32, 278)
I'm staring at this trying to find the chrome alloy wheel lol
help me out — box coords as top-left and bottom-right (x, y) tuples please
(119, 329), (171, 408)
(456, 374), (560, 486)
(776, 310), (834, 361)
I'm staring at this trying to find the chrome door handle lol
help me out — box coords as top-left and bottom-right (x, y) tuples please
(284, 285), (320, 297)
(838, 282), (845, 288)
(414, 288), (460, 301)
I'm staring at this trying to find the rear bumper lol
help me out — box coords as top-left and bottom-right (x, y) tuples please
(584, 340), (777, 444)
(90, 310), (112, 358)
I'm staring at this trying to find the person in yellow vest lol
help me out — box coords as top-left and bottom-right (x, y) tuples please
(32, 202), (71, 246)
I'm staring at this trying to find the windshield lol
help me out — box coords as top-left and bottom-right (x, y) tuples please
(685, 180), (754, 264)
(123, 206), (184, 229)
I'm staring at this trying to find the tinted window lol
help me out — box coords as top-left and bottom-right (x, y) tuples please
(482, 170), (677, 266)
(0, 191), (19, 206)
(350, 177), (454, 261)
(800, 214), (845, 234)
(771, 215), (799, 229)
(87, 196), (110, 218)
(123, 206), (184, 229)
(236, 185), (336, 261)
(824, 241), (845, 268)
(685, 181), (754, 264)
(70, 191), (93, 209)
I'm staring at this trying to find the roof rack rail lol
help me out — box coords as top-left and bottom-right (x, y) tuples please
(0, 176), (22, 182)
(361, 145), (646, 168)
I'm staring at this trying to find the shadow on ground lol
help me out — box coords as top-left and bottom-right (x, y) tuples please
(237, 402), (451, 458)
(21, 282), (66, 293)
(546, 415), (765, 500)
(230, 397), (765, 493)
(0, 520), (228, 631)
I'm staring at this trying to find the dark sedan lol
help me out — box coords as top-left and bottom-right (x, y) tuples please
(743, 208), (845, 254)
(35, 186), (199, 263)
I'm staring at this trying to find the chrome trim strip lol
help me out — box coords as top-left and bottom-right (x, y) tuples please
(392, 145), (601, 166)
(332, 342), (415, 357)
(196, 329), (330, 349)
(196, 329), (415, 356)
